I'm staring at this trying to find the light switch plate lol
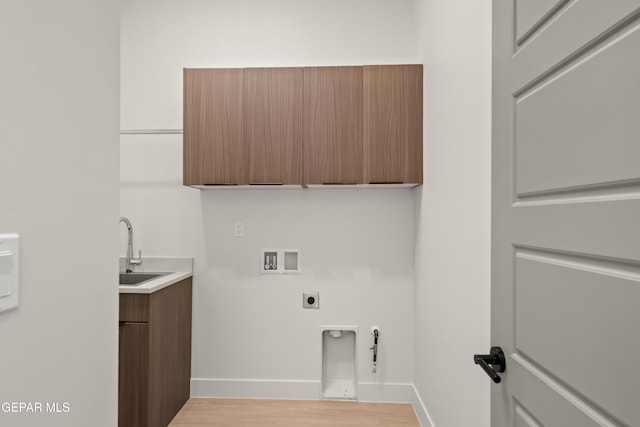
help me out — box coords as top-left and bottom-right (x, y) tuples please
(0, 234), (19, 314)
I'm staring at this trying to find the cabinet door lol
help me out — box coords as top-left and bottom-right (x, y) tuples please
(184, 68), (245, 185)
(148, 278), (192, 427)
(119, 322), (149, 427)
(243, 68), (303, 185)
(303, 67), (363, 185)
(363, 65), (423, 184)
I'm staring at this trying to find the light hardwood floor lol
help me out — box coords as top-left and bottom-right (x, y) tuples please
(169, 398), (421, 426)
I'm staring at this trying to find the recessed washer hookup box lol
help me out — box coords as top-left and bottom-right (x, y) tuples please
(0, 234), (19, 314)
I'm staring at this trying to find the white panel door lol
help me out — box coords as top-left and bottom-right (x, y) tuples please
(491, 1), (640, 426)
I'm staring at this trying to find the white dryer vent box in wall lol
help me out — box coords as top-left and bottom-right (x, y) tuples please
(260, 249), (301, 274)
(0, 234), (19, 314)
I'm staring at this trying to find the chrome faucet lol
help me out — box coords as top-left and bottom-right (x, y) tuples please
(119, 217), (142, 273)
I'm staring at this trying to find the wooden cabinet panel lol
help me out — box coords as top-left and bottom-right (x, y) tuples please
(184, 68), (245, 185)
(303, 67), (363, 185)
(183, 65), (423, 187)
(243, 68), (303, 185)
(119, 293), (148, 322)
(118, 277), (192, 427)
(363, 65), (423, 184)
(148, 278), (193, 427)
(119, 323), (149, 427)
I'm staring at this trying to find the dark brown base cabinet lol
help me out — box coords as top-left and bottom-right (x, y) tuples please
(119, 277), (193, 427)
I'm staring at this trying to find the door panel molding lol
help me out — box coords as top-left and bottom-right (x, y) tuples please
(514, 248), (640, 280)
(515, 22), (640, 196)
(513, 1), (640, 94)
(513, 199), (640, 262)
(515, 255), (640, 425)
(514, 178), (640, 202)
(511, 354), (620, 427)
(516, 0), (571, 46)
(515, 403), (544, 427)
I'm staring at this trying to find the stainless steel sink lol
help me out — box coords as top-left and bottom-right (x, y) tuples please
(119, 272), (169, 286)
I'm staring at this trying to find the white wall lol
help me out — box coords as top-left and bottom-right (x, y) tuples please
(413, 1), (492, 426)
(121, 0), (419, 400)
(0, 1), (120, 426)
(121, 0), (419, 130)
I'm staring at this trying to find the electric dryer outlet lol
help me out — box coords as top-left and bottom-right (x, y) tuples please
(303, 291), (319, 309)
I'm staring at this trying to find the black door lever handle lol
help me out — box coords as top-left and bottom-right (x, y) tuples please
(473, 347), (506, 383)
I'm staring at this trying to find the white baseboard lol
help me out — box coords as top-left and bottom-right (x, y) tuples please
(191, 378), (320, 400)
(191, 378), (414, 404)
(358, 382), (414, 403)
(411, 384), (435, 427)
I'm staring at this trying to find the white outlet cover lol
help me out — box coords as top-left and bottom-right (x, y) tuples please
(0, 234), (19, 314)
(234, 222), (245, 238)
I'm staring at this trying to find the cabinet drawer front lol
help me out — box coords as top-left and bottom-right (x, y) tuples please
(119, 293), (149, 322)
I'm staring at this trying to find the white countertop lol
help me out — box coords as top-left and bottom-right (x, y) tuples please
(119, 257), (193, 294)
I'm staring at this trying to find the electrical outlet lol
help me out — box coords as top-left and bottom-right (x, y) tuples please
(234, 222), (245, 238)
(303, 291), (319, 309)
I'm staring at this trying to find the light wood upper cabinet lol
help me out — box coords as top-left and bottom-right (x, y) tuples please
(183, 68), (245, 185)
(363, 65), (423, 184)
(244, 68), (303, 185)
(183, 65), (422, 187)
(303, 67), (363, 185)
